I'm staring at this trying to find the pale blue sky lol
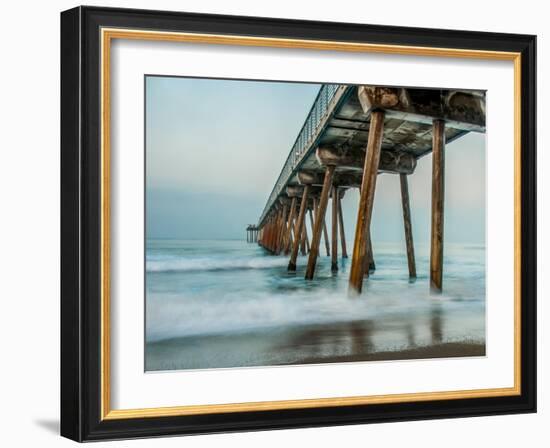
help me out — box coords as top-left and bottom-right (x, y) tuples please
(146, 76), (486, 244)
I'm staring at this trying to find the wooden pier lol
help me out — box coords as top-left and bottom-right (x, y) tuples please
(253, 84), (485, 295)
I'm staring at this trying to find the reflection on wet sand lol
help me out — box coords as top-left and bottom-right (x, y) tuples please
(274, 302), (480, 366)
(430, 304), (443, 345)
(146, 302), (485, 371)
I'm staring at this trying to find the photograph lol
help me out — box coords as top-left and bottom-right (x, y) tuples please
(57, 4), (537, 442)
(144, 77), (487, 372)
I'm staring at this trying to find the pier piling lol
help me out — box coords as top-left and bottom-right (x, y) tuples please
(276, 202), (289, 254)
(300, 221), (307, 256)
(367, 230), (375, 273)
(430, 119), (445, 290)
(284, 197), (297, 255)
(305, 165), (336, 279)
(331, 186), (339, 272)
(400, 174), (417, 278)
(308, 206), (315, 255)
(323, 216), (330, 256)
(288, 185), (310, 272)
(338, 190), (348, 258)
(313, 197), (330, 257)
(349, 110), (385, 294)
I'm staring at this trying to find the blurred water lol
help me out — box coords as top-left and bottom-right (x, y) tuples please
(145, 239), (485, 371)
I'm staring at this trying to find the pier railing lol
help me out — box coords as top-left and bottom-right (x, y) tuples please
(258, 84), (349, 226)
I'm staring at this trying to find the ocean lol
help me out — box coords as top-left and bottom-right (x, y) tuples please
(145, 239), (486, 371)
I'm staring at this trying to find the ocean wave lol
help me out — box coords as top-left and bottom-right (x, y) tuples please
(145, 284), (485, 343)
(146, 256), (289, 272)
(145, 241), (486, 343)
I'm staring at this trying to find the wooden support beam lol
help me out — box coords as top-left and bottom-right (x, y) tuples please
(338, 192), (348, 258)
(263, 221), (269, 250)
(323, 221), (330, 256)
(301, 207), (311, 255)
(274, 215), (280, 251)
(331, 186), (339, 272)
(308, 208), (315, 243)
(268, 220), (274, 251)
(430, 119), (445, 290)
(267, 217), (274, 252)
(308, 207), (317, 258)
(316, 147), (417, 175)
(277, 214), (283, 251)
(367, 230), (376, 273)
(284, 197), (297, 255)
(349, 110), (385, 294)
(300, 204), (307, 255)
(400, 174), (417, 278)
(288, 185), (310, 271)
(269, 222), (273, 250)
(276, 203), (288, 255)
(300, 218), (307, 256)
(313, 197), (330, 256)
(305, 166), (336, 279)
(271, 215), (278, 252)
(362, 228), (375, 278)
(277, 212), (283, 251)
(289, 216), (296, 251)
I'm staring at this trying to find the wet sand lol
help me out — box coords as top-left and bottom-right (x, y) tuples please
(295, 341), (485, 365)
(146, 319), (485, 372)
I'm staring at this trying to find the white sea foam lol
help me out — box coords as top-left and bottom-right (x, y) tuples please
(145, 241), (486, 344)
(146, 285), (483, 343)
(146, 256), (288, 272)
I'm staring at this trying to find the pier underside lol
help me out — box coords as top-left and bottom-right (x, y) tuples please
(254, 84), (485, 295)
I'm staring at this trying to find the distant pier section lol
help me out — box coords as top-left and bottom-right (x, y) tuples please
(246, 224), (259, 243)
(250, 84), (486, 295)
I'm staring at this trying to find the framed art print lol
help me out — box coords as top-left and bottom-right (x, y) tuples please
(60, 6), (536, 441)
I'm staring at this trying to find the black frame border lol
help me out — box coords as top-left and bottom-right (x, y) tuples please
(61, 5), (536, 442)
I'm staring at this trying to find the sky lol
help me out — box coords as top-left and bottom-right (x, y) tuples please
(146, 76), (486, 244)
